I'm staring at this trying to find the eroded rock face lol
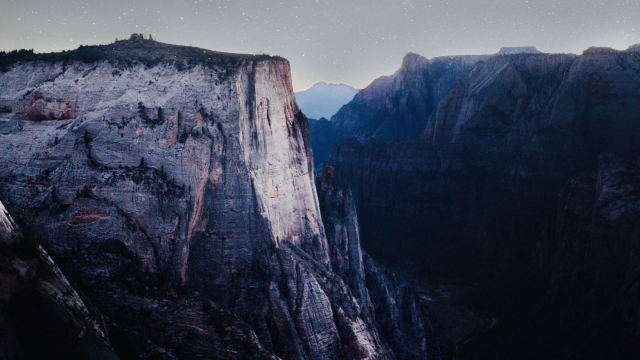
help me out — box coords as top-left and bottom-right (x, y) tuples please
(325, 47), (640, 352)
(336, 53), (489, 143)
(330, 47), (640, 277)
(0, 42), (454, 359)
(0, 201), (119, 360)
(421, 52), (577, 161)
(306, 52), (487, 168)
(316, 164), (454, 360)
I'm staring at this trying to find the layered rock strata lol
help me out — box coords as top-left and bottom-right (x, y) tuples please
(0, 40), (453, 359)
(307, 52), (488, 168)
(324, 46), (640, 352)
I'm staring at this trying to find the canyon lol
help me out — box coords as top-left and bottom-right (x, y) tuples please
(0, 39), (453, 359)
(3, 35), (640, 359)
(320, 45), (640, 358)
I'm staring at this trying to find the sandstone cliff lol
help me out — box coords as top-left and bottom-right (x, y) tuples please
(0, 40), (453, 359)
(307, 52), (488, 168)
(325, 46), (640, 355)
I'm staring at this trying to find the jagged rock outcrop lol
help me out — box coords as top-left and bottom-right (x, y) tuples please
(0, 40), (454, 359)
(0, 201), (119, 360)
(316, 164), (454, 360)
(306, 52), (488, 168)
(324, 46), (640, 354)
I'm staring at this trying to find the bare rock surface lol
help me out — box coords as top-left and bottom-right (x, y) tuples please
(0, 200), (119, 360)
(316, 164), (454, 360)
(306, 52), (488, 168)
(324, 47), (640, 355)
(0, 40), (454, 359)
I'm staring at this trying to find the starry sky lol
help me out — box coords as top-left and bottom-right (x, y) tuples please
(2, 0), (640, 91)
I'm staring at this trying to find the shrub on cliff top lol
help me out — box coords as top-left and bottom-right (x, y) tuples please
(0, 49), (35, 72)
(0, 40), (284, 74)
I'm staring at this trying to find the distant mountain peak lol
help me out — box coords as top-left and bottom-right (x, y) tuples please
(295, 82), (359, 120)
(302, 81), (357, 90)
(401, 52), (430, 70)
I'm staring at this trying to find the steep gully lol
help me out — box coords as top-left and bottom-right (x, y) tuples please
(0, 40), (454, 359)
(312, 45), (640, 358)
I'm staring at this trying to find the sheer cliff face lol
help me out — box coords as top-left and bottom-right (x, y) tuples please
(330, 53), (487, 143)
(0, 54), (326, 284)
(316, 165), (454, 360)
(421, 48), (640, 173)
(327, 47), (640, 352)
(421, 53), (577, 160)
(0, 43), (453, 359)
(307, 53), (486, 168)
(330, 49), (640, 279)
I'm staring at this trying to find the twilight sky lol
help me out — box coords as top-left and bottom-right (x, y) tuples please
(1, 0), (639, 91)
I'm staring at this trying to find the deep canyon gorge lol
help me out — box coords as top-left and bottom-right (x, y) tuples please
(311, 44), (640, 359)
(1, 36), (640, 360)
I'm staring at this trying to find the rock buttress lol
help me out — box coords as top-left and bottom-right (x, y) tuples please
(0, 44), (454, 359)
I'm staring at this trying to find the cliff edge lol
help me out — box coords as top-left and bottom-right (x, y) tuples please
(0, 41), (453, 359)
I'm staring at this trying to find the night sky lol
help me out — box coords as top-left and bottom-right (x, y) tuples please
(2, 0), (639, 91)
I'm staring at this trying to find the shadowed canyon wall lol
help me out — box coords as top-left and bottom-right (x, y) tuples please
(323, 46), (640, 358)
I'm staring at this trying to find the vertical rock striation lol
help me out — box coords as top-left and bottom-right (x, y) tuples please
(0, 41), (453, 359)
(306, 52), (487, 168)
(325, 46), (640, 353)
(316, 164), (454, 360)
